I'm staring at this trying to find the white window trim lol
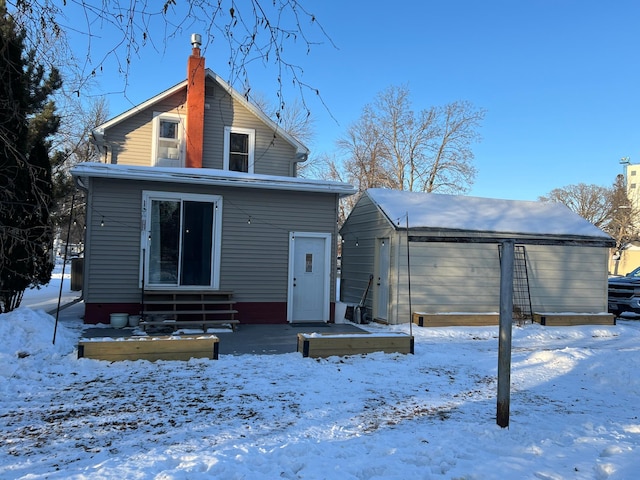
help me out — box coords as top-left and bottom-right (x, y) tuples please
(151, 112), (185, 167)
(140, 190), (222, 290)
(223, 126), (255, 173)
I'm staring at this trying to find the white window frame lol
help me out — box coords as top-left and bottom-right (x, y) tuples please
(223, 126), (255, 173)
(141, 190), (222, 290)
(151, 112), (184, 167)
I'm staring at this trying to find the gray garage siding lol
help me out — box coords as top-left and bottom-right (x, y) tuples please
(339, 194), (395, 306)
(389, 241), (608, 322)
(340, 190), (611, 324)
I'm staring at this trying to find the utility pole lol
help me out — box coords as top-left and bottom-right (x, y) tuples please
(497, 239), (514, 428)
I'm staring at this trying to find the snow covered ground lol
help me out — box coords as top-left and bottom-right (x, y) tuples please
(1, 264), (640, 479)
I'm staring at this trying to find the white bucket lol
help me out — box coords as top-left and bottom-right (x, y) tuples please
(128, 315), (141, 327)
(110, 313), (129, 329)
(334, 302), (348, 324)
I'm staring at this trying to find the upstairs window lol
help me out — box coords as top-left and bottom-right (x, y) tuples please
(224, 126), (255, 173)
(152, 112), (183, 167)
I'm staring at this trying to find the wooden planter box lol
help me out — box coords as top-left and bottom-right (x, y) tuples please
(297, 332), (414, 358)
(533, 313), (616, 326)
(78, 335), (219, 361)
(413, 312), (499, 327)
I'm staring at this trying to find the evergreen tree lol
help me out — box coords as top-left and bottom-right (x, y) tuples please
(0, 0), (62, 313)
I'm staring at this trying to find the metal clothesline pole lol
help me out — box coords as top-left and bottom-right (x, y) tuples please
(53, 194), (75, 345)
(406, 213), (412, 337)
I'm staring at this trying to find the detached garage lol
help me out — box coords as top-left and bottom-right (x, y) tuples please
(339, 189), (615, 325)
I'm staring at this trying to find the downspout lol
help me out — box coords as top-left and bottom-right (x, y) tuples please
(73, 174), (90, 300)
(90, 131), (109, 163)
(292, 152), (308, 177)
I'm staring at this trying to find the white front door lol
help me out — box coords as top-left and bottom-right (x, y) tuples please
(375, 238), (390, 321)
(288, 232), (331, 322)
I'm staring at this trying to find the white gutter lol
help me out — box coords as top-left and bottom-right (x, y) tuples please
(71, 163), (357, 197)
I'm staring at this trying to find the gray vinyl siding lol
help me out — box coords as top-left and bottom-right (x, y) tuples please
(83, 178), (144, 304)
(202, 78), (298, 175)
(392, 242), (608, 321)
(394, 242), (501, 319)
(105, 91), (186, 166)
(524, 244), (608, 313)
(83, 177), (338, 304)
(339, 195), (394, 307)
(340, 193), (610, 324)
(219, 188), (337, 301)
(104, 78), (299, 175)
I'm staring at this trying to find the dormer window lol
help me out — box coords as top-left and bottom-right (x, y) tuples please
(224, 126), (255, 173)
(152, 112), (184, 167)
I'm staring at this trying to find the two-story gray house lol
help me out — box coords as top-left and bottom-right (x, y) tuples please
(72, 36), (355, 326)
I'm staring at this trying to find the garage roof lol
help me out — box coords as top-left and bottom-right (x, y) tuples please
(367, 188), (613, 240)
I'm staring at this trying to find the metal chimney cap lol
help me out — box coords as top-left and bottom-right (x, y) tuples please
(191, 33), (202, 48)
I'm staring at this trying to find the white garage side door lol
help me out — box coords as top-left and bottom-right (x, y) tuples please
(375, 238), (390, 321)
(288, 233), (331, 322)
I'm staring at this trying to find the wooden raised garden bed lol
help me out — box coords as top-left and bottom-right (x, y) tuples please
(297, 332), (414, 358)
(532, 312), (616, 326)
(413, 312), (499, 327)
(78, 335), (219, 362)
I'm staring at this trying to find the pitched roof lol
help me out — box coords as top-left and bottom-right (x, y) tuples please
(365, 188), (613, 240)
(91, 69), (309, 157)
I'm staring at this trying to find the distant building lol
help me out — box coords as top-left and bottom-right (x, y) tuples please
(622, 159), (640, 211)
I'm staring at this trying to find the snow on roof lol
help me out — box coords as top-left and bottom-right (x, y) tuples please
(72, 163), (356, 196)
(366, 188), (612, 239)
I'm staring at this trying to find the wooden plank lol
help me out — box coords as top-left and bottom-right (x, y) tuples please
(143, 300), (236, 305)
(413, 312), (499, 327)
(297, 333), (414, 358)
(139, 320), (239, 331)
(532, 313), (615, 326)
(78, 335), (219, 361)
(144, 290), (234, 296)
(142, 309), (238, 315)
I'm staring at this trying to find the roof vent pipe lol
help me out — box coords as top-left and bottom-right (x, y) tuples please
(191, 33), (202, 48)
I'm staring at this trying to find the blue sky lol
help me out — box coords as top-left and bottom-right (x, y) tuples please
(70, 0), (640, 201)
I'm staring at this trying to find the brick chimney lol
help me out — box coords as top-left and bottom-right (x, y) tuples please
(185, 33), (205, 168)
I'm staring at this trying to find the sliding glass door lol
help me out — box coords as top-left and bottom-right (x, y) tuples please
(144, 192), (221, 289)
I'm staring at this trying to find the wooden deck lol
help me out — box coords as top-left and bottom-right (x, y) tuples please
(532, 312), (616, 326)
(78, 335), (219, 361)
(297, 332), (414, 358)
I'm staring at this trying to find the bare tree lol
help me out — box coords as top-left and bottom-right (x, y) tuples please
(603, 175), (639, 273)
(250, 92), (324, 177)
(539, 177), (640, 274)
(538, 183), (613, 229)
(51, 97), (110, 248)
(6, 1), (334, 114)
(1, 1), (62, 312)
(334, 85), (485, 207)
(422, 101), (484, 193)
